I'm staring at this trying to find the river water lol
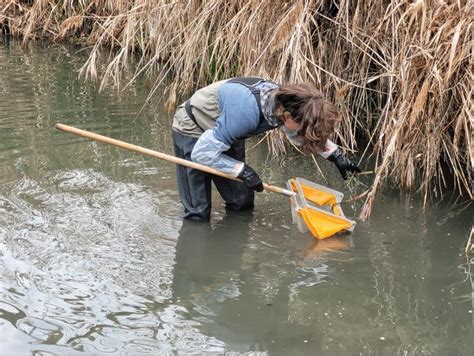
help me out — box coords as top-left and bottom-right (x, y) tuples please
(0, 39), (472, 355)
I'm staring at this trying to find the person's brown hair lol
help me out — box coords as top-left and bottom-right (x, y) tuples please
(274, 84), (341, 153)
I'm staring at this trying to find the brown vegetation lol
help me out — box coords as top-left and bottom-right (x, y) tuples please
(1, 0), (472, 220)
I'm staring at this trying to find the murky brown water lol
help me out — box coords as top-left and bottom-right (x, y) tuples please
(1, 39), (473, 355)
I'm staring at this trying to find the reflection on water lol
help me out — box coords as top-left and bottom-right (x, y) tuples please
(0, 38), (472, 355)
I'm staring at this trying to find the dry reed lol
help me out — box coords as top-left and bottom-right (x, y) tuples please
(467, 226), (474, 254)
(1, 0), (472, 220)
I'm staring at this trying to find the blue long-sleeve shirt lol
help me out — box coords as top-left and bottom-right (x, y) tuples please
(191, 82), (271, 176)
(191, 81), (337, 176)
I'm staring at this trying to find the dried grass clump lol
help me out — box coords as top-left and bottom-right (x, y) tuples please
(1, 0), (472, 220)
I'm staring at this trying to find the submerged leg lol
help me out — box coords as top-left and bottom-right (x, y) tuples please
(172, 131), (212, 221)
(212, 139), (254, 211)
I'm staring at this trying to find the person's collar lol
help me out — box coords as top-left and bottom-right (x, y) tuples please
(260, 84), (280, 127)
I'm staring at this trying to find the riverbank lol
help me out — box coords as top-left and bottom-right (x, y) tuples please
(1, 0), (472, 219)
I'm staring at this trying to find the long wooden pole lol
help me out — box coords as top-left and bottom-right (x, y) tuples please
(55, 123), (295, 197)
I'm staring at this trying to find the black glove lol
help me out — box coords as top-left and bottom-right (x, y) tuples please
(327, 148), (361, 180)
(238, 164), (264, 192)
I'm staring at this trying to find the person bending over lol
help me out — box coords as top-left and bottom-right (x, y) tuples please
(172, 77), (360, 222)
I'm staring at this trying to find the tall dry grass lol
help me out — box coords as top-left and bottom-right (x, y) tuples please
(1, 0), (472, 220)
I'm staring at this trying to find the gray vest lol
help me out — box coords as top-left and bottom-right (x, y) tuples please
(172, 77), (267, 138)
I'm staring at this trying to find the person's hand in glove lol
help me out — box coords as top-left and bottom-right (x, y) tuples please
(238, 164), (264, 192)
(327, 147), (361, 180)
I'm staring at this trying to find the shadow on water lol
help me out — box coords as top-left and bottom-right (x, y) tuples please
(172, 211), (357, 354)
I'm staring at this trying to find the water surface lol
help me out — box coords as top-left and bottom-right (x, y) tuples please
(0, 39), (472, 355)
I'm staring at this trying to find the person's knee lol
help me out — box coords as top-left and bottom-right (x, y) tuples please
(225, 195), (254, 211)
